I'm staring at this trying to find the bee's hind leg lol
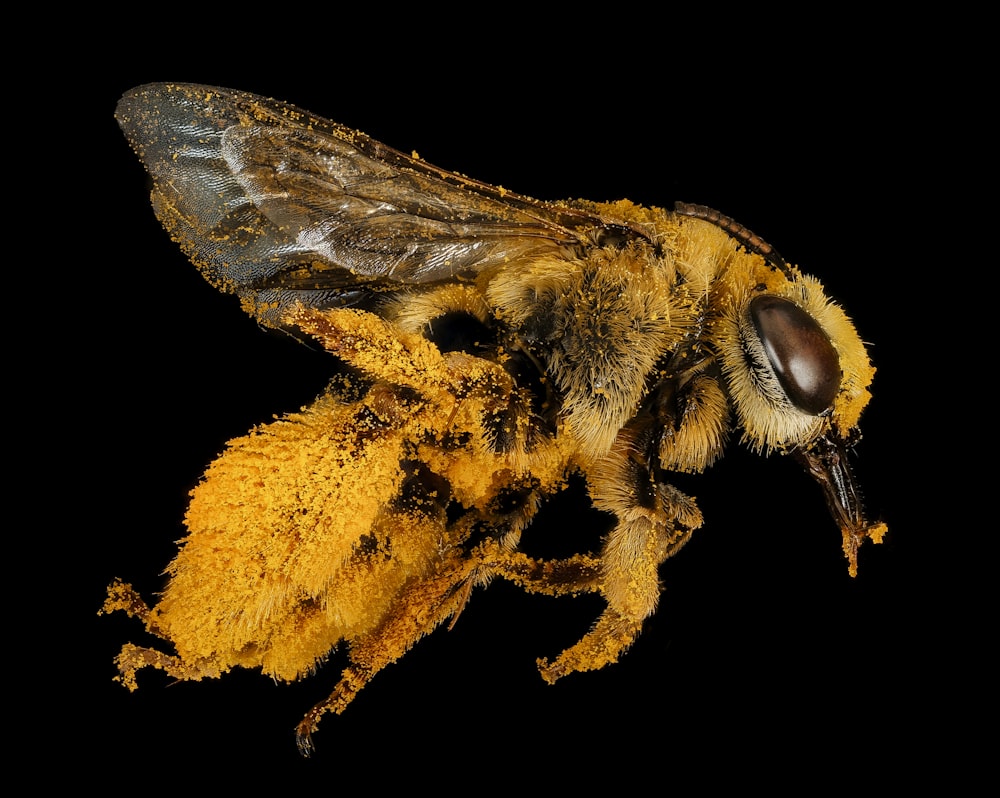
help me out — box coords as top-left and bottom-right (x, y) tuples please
(102, 580), (222, 689)
(112, 643), (222, 690)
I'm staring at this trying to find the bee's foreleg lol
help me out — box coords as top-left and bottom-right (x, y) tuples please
(537, 434), (703, 683)
(534, 510), (695, 683)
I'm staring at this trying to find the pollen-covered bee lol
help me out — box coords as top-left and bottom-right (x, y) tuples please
(104, 83), (886, 755)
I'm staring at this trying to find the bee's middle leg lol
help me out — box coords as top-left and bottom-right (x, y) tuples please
(294, 549), (479, 755)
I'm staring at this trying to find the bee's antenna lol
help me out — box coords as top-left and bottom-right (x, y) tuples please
(674, 202), (791, 277)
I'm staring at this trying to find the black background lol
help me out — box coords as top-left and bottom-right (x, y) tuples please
(62, 17), (972, 789)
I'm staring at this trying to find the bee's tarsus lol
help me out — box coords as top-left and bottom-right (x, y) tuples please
(295, 723), (316, 758)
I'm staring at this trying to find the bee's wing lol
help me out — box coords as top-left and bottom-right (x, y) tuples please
(117, 83), (627, 325)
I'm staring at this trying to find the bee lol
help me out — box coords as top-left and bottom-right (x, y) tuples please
(104, 83), (886, 755)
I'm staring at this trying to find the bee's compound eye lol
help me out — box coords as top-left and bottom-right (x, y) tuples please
(749, 295), (840, 415)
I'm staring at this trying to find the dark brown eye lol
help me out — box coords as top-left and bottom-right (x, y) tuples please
(749, 295), (840, 415)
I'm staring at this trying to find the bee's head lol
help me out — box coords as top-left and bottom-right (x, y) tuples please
(717, 275), (885, 576)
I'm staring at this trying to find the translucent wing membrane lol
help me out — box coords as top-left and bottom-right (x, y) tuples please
(116, 84), (615, 324)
